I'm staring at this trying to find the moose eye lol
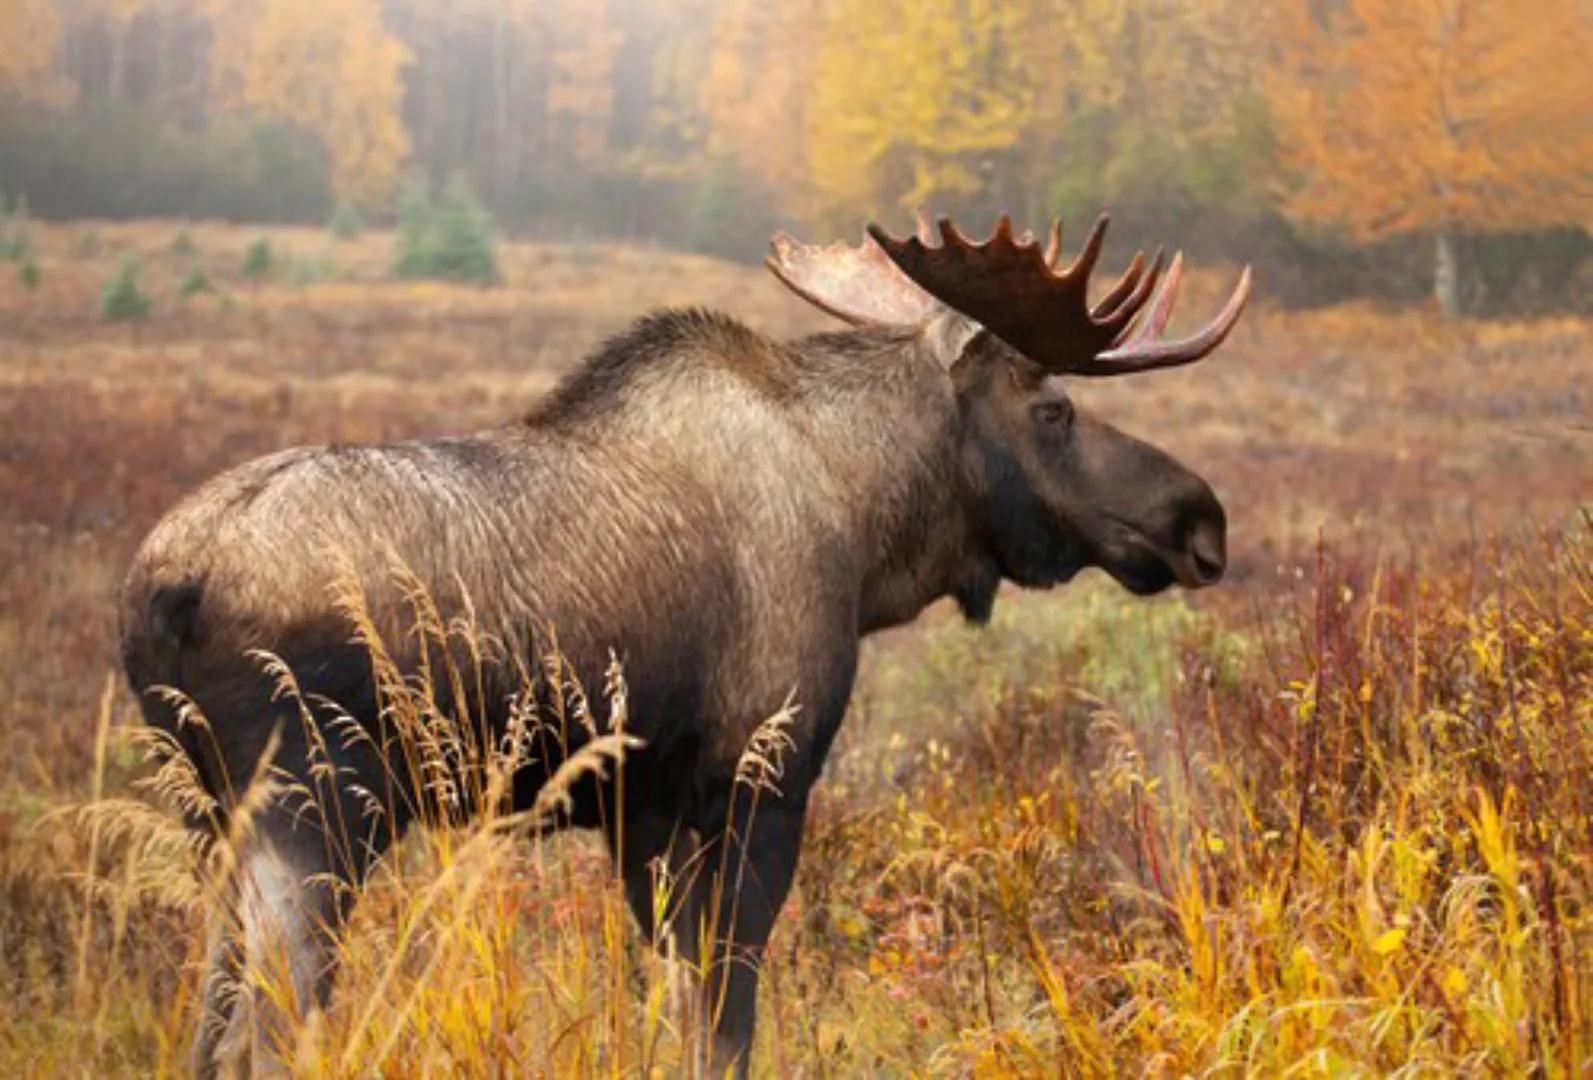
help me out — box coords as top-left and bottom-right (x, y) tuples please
(1034, 400), (1073, 427)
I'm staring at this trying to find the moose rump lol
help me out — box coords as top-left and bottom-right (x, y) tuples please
(120, 407), (856, 1074)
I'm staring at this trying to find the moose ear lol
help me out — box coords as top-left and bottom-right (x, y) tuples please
(765, 223), (946, 328)
(920, 310), (988, 373)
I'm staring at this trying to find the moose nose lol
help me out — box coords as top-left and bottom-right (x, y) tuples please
(1186, 520), (1226, 585)
(1169, 483), (1227, 588)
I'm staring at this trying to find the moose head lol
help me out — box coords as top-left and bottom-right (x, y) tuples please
(768, 211), (1251, 605)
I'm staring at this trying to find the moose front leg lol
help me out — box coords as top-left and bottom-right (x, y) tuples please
(688, 783), (808, 1079)
(610, 804), (704, 953)
(611, 787), (804, 1077)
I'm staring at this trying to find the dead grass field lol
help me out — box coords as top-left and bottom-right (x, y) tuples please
(0, 221), (1587, 1075)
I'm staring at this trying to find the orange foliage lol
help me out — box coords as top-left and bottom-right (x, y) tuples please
(1267, 0), (1593, 241)
(699, 0), (814, 203)
(0, 0), (63, 100)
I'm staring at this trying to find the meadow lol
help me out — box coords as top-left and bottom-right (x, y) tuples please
(0, 220), (1587, 1075)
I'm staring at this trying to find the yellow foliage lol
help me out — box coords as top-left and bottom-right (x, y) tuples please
(546, 0), (622, 170)
(806, 0), (1037, 218)
(699, 0), (814, 201)
(237, 0), (410, 205)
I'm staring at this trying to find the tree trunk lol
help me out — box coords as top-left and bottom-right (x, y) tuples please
(108, 26), (127, 104)
(492, 19), (513, 212)
(1433, 228), (1461, 321)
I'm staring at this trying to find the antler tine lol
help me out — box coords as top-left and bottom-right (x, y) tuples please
(1105, 252), (1183, 349)
(1042, 219), (1063, 269)
(1094, 248), (1166, 336)
(1120, 251), (1184, 344)
(1059, 214), (1110, 290)
(1093, 263), (1253, 373)
(915, 206), (935, 243)
(937, 216), (974, 250)
(1092, 251), (1145, 316)
(1091, 248), (1151, 318)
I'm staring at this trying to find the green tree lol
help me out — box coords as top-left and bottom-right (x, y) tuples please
(328, 202), (364, 240)
(101, 255), (155, 322)
(394, 175), (501, 285)
(179, 266), (213, 298)
(241, 236), (273, 281)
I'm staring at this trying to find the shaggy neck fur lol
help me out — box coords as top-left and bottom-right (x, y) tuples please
(524, 309), (993, 634)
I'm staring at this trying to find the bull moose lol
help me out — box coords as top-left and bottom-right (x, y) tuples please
(119, 212), (1251, 1076)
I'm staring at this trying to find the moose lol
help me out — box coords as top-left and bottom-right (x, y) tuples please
(119, 211), (1251, 1076)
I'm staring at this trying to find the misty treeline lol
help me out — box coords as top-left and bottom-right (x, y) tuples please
(0, 0), (1588, 315)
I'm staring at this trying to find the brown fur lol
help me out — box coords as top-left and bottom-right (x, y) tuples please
(120, 304), (1229, 1077)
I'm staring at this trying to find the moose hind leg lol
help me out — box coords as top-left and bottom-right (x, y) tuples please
(231, 820), (360, 1075)
(191, 906), (247, 1079)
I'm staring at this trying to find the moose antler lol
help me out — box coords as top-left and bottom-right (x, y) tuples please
(767, 207), (1012, 328)
(765, 214), (946, 328)
(866, 213), (1252, 376)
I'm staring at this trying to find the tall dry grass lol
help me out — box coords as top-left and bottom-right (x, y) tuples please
(825, 525), (1590, 1075)
(1, 522), (1585, 1075)
(8, 558), (811, 1077)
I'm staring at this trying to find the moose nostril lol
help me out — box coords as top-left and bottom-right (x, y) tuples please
(1187, 524), (1226, 584)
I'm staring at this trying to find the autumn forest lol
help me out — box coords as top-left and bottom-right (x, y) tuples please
(0, 2), (1590, 1076)
(1, 0), (1589, 316)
